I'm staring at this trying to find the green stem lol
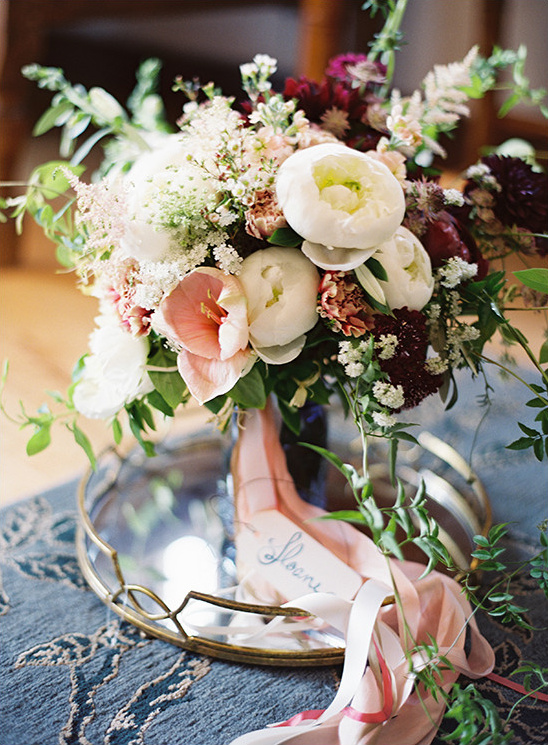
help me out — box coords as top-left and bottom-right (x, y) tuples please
(478, 353), (548, 405)
(369, 0), (409, 89)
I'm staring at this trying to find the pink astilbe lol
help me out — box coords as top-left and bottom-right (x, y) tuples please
(318, 271), (375, 337)
(157, 268), (251, 403)
(64, 170), (127, 256)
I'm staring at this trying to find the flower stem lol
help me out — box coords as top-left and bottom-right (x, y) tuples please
(369, 0), (409, 89)
(478, 353), (548, 405)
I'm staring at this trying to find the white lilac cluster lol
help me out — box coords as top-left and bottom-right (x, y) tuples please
(465, 162), (501, 191)
(371, 410), (397, 429)
(372, 380), (405, 409)
(337, 340), (369, 378)
(443, 188), (465, 207)
(437, 256), (478, 288)
(374, 334), (399, 360)
(445, 324), (481, 366)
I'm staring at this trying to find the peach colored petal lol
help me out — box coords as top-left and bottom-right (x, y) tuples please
(160, 268), (248, 360)
(176, 347), (250, 404)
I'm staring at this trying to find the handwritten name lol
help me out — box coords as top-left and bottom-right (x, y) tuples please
(257, 531), (322, 593)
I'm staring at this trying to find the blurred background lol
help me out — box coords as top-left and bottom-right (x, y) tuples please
(1, 0), (547, 503)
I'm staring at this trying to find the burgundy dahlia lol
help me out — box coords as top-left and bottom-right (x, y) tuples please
(372, 309), (444, 410)
(472, 155), (548, 235)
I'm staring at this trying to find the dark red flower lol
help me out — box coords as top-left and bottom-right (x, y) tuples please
(422, 211), (488, 279)
(372, 309), (443, 410)
(473, 155), (548, 235)
(325, 54), (386, 87)
(282, 76), (383, 150)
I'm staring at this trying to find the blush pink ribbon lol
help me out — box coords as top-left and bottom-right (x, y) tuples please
(228, 402), (496, 745)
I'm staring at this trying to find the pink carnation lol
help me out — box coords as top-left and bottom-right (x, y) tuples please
(107, 260), (152, 337)
(318, 271), (375, 337)
(245, 189), (287, 239)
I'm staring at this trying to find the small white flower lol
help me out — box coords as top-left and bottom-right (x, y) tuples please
(375, 334), (399, 360)
(372, 411), (397, 428)
(425, 356), (449, 375)
(372, 381), (405, 409)
(438, 257), (478, 289)
(443, 188), (464, 207)
(466, 163), (491, 180)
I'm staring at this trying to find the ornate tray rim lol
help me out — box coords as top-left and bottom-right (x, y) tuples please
(75, 429), (491, 667)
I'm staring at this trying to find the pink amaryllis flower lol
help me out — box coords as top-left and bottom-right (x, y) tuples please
(156, 268), (251, 404)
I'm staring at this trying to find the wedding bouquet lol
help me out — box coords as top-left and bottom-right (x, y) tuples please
(4, 44), (547, 464)
(2, 1), (548, 742)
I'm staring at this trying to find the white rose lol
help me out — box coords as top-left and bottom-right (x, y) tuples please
(276, 143), (405, 270)
(239, 247), (320, 364)
(120, 134), (195, 262)
(369, 227), (434, 311)
(73, 315), (153, 419)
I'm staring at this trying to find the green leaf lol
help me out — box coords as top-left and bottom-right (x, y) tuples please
(33, 100), (74, 136)
(506, 436), (534, 451)
(26, 425), (51, 455)
(228, 366), (266, 409)
(267, 226), (302, 247)
(70, 424), (97, 469)
(112, 417), (123, 445)
(514, 268), (548, 295)
(539, 340), (548, 365)
(147, 347), (187, 408)
(519, 422), (540, 437)
(364, 256), (388, 281)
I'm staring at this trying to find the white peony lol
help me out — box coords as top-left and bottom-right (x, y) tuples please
(119, 134), (197, 262)
(238, 246), (320, 363)
(73, 314), (153, 419)
(369, 227), (434, 311)
(276, 143), (405, 270)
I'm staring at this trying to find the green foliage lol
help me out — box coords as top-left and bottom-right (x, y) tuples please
(267, 226), (302, 248)
(529, 525), (548, 597)
(441, 684), (512, 745)
(22, 58), (172, 169)
(307, 443), (450, 572)
(514, 268), (548, 295)
(467, 46), (548, 119)
(147, 345), (189, 409)
(506, 382), (548, 462)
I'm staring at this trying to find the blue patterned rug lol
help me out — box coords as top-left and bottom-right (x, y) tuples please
(1, 369), (547, 744)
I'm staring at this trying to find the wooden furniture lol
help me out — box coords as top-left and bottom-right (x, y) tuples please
(0, 0), (357, 265)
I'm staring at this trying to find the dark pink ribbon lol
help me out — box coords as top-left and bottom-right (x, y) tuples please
(275, 640), (394, 728)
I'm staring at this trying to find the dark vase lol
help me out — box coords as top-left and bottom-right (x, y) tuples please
(279, 400), (329, 509)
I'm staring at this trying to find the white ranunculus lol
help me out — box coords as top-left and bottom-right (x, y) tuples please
(73, 315), (153, 419)
(276, 143), (405, 270)
(120, 134), (195, 262)
(238, 246), (320, 363)
(370, 226), (434, 311)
